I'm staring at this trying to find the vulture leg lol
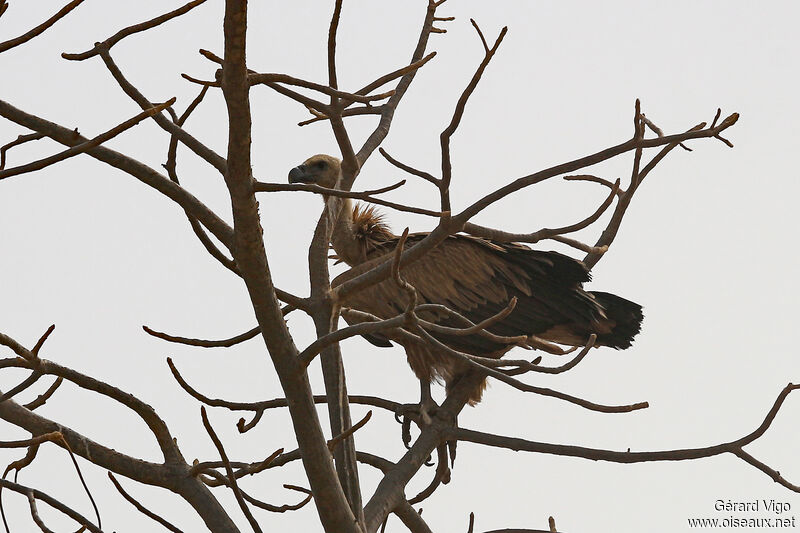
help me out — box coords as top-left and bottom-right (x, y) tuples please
(418, 379), (435, 426)
(393, 379), (440, 449)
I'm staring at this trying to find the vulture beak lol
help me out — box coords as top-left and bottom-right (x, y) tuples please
(288, 165), (314, 184)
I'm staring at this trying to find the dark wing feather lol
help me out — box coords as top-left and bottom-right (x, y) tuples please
(333, 234), (610, 355)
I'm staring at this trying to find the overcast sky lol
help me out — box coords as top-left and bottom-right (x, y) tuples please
(1, 1), (800, 532)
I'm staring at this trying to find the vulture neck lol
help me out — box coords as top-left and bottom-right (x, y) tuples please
(328, 196), (364, 266)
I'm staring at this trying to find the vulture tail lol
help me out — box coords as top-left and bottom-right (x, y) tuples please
(590, 291), (644, 349)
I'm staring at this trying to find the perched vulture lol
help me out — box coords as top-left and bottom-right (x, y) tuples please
(289, 154), (643, 405)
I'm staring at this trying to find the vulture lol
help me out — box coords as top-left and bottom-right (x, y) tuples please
(289, 154), (643, 405)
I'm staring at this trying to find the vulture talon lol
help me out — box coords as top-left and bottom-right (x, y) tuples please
(447, 438), (457, 467)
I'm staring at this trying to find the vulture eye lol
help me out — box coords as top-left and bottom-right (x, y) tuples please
(315, 160), (328, 170)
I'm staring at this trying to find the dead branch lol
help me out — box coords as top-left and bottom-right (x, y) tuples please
(582, 105), (738, 269)
(191, 448), (283, 480)
(0, 334), (182, 463)
(355, 0), (448, 170)
(250, 73), (394, 105)
(508, 335), (596, 375)
(379, 148), (440, 186)
(0, 479), (102, 533)
(461, 179), (619, 244)
(62, 0), (209, 61)
(164, 85), (239, 276)
(641, 112), (691, 151)
(200, 407), (262, 533)
(408, 444), (450, 504)
(412, 325), (647, 413)
(329, 411), (373, 452)
(563, 174), (624, 195)
(0, 371), (42, 403)
(299, 106), (383, 127)
(0, 132), (45, 170)
(455, 110), (738, 226)
(0, 432), (62, 449)
(0, 98), (176, 181)
(550, 235), (608, 255)
(0, 98), (235, 248)
(439, 21), (508, 211)
(97, 49), (227, 174)
(108, 473), (184, 533)
(23, 377), (63, 410)
(180, 72), (220, 88)
(356, 52), (437, 100)
(144, 325), (261, 348)
(334, 109), (738, 304)
(199, 470), (313, 513)
(298, 315), (408, 367)
(448, 383), (800, 492)
(255, 180), (441, 217)
(240, 485), (312, 514)
(30, 325), (55, 357)
(0, 0), (86, 54)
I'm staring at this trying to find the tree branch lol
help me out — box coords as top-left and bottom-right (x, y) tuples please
(0, 98), (176, 181)
(201, 407), (262, 533)
(108, 473), (184, 533)
(439, 21), (507, 211)
(0, 479), (102, 533)
(0, 98), (235, 249)
(62, 0), (209, 61)
(0, 0), (86, 54)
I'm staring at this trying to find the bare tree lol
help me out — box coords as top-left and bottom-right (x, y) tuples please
(0, 2), (797, 532)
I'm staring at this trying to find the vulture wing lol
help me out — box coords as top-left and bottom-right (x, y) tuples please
(333, 234), (641, 356)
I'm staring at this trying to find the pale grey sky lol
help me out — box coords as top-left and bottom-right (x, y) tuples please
(1, 1), (799, 532)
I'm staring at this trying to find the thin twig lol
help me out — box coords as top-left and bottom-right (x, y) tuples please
(355, 0), (444, 167)
(298, 106), (383, 127)
(0, 371), (42, 403)
(439, 22), (507, 211)
(0, 133), (45, 170)
(0, 480), (102, 533)
(108, 473), (183, 533)
(200, 407), (263, 533)
(0, 0), (86, 54)
(379, 148), (440, 186)
(54, 434), (101, 530)
(0, 99), (176, 181)
(27, 492), (55, 533)
(31, 325), (55, 357)
(254, 181), (441, 217)
(408, 444), (450, 504)
(355, 52), (437, 98)
(298, 315), (407, 367)
(191, 448), (283, 478)
(163, 86), (239, 275)
(62, 0), (209, 60)
(328, 411), (372, 452)
(413, 326), (647, 413)
(96, 48), (228, 174)
(563, 174), (624, 195)
(143, 325), (260, 348)
(250, 73), (393, 104)
(168, 356), (401, 414)
(23, 377), (62, 410)
(462, 179), (619, 244)
(327, 0), (343, 90)
(448, 384), (800, 493)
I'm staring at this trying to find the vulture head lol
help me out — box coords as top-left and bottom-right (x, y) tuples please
(287, 154), (342, 189)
